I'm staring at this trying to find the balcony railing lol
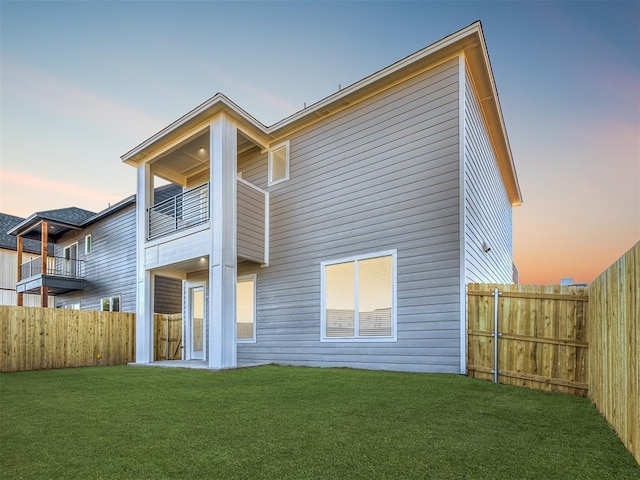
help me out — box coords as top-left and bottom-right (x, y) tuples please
(147, 183), (210, 240)
(20, 256), (84, 280)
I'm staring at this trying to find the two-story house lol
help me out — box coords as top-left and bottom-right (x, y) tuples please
(121, 22), (522, 373)
(8, 186), (183, 314)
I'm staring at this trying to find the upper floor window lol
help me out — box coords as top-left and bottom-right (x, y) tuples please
(85, 234), (92, 255)
(321, 250), (397, 342)
(268, 140), (289, 186)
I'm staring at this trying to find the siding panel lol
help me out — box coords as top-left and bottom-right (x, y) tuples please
(463, 66), (513, 283)
(54, 205), (138, 312)
(237, 58), (462, 373)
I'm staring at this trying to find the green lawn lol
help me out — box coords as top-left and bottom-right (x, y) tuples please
(1, 365), (637, 479)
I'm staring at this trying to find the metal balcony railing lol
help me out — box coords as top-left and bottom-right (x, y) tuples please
(147, 183), (210, 240)
(20, 256), (84, 280)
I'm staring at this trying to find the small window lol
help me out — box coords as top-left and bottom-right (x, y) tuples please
(101, 297), (120, 312)
(85, 234), (92, 254)
(64, 303), (80, 310)
(321, 250), (396, 342)
(236, 275), (256, 342)
(268, 141), (289, 186)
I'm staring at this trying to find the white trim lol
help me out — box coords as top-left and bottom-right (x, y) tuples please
(320, 249), (397, 343)
(236, 274), (257, 343)
(100, 296), (120, 312)
(267, 140), (290, 186)
(458, 54), (468, 375)
(84, 234), (92, 255)
(63, 242), (79, 277)
(184, 281), (206, 361)
(63, 242), (78, 259)
(263, 190), (270, 266)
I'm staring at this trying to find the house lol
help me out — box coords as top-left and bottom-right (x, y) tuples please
(121, 22), (522, 373)
(0, 213), (53, 306)
(7, 186), (182, 313)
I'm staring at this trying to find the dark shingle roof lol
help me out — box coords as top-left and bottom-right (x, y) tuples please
(152, 184), (183, 204)
(0, 213), (42, 253)
(35, 207), (96, 226)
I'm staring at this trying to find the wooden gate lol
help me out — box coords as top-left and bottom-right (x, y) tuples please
(154, 313), (183, 361)
(467, 283), (589, 396)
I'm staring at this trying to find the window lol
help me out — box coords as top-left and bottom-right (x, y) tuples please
(268, 140), (289, 186)
(236, 275), (256, 342)
(321, 251), (396, 342)
(101, 297), (120, 312)
(63, 303), (80, 310)
(85, 234), (92, 254)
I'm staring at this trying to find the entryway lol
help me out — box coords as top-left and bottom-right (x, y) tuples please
(185, 282), (206, 361)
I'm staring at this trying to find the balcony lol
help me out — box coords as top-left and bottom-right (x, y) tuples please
(145, 179), (269, 265)
(148, 183), (210, 241)
(17, 256), (85, 295)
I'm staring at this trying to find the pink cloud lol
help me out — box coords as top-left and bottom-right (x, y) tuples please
(0, 169), (118, 216)
(3, 60), (166, 141)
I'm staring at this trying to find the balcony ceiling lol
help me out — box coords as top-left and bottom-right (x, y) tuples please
(154, 130), (260, 183)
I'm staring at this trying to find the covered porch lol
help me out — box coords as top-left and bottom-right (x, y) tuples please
(8, 212), (92, 307)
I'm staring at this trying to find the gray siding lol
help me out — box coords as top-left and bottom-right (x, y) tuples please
(237, 58), (462, 373)
(237, 180), (266, 263)
(463, 67), (513, 283)
(154, 275), (182, 314)
(54, 205), (137, 312)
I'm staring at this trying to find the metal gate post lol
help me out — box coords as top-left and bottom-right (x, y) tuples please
(493, 287), (501, 383)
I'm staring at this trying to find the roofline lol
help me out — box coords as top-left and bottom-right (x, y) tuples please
(120, 21), (522, 205)
(121, 93), (270, 165)
(7, 212), (83, 237)
(80, 194), (135, 227)
(269, 22), (481, 134)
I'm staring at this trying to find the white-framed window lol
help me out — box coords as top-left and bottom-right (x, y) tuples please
(63, 303), (80, 310)
(236, 274), (256, 342)
(101, 297), (120, 312)
(321, 250), (397, 342)
(268, 140), (289, 186)
(84, 234), (92, 254)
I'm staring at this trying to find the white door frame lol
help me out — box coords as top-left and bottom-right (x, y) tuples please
(184, 281), (206, 361)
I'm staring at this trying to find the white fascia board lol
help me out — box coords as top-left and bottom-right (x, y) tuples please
(121, 93), (269, 165)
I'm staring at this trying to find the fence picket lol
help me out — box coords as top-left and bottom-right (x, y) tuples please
(0, 307), (135, 372)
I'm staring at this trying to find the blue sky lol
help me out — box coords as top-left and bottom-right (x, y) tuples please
(1, 1), (638, 283)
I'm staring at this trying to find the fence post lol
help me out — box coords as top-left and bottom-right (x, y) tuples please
(493, 287), (501, 383)
(165, 315), (170, 361)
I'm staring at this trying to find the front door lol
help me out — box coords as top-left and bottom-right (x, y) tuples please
(188, 285), (205, 360)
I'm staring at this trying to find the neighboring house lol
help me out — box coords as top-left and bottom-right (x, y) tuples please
(0, 213), (53, 306)
(7, 186), (182, 313)
(121, 22), (522, 373)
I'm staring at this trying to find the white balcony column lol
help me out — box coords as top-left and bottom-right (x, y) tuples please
(208, 114), (237, 369)
(136, 163), (154, 363)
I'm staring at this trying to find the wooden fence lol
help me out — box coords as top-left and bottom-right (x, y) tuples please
(588, 241), (639, 463)
(0, 306), (135, 373)
(154, 313), (182, 361)
(467, 283), (589, 396)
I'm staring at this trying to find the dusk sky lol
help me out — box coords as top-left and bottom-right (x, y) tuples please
(0, 1), (638, 285)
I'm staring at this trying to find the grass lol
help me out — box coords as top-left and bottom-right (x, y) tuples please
(0, 365), (637, 479)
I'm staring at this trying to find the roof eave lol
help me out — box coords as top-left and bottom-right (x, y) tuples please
(121, 93), (270, 165)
